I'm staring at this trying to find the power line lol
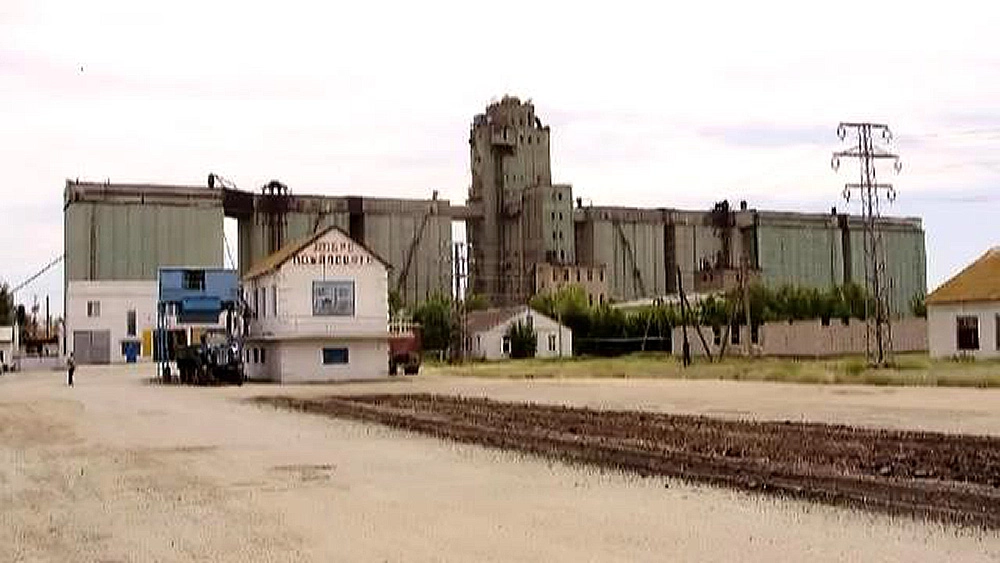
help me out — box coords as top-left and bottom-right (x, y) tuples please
(832, 122), (901, 367)
(12, 255), (64, 294)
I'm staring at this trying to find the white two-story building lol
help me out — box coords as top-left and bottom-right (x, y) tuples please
(242, 226), (391, 382)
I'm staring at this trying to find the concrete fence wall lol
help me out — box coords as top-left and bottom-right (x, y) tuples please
(672, 317), (928, 358)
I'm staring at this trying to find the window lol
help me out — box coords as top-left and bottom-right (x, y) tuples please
(322, 347), (349, 365)
(552, 270), (558, 282)
(548, 334), (557, 352)
(126, 309), (136, 337)
(558, 231), (563, 240)
(260, 347), (266, 364)
(558, 192), (563, 201)
(589, 295), (594, 307)
(559, 212), (563, 221)
(560, 250), (565, 261)
(476, 335), (482, 350)
(260, 288), (267, 319)
(551, 212), (555, 220)
(313, 281), (356, 316)
(563, 270), (569, 281)
(253, 288), (259, 317)
(957, 316), (980, 351)
(599, 294), (605, 305)
(600, 270), (605, 282)
(588, 269), (593, 282)
(183, 270), (205, 291)
(253, 348), (259, 363)
(502, 336), (511, 355)
(87, 301), (101, 318)
(552, 231), (557, 241)
(576, 270), (581, 282)
(731, 324), (740, 345)
(272, 286), (278, 317)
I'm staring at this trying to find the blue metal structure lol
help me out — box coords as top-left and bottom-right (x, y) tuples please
(156, 268), (240, 381)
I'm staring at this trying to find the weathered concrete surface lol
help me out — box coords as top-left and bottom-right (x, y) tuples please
(1, 365), (997, 562)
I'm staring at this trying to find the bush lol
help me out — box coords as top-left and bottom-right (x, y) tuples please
(412, 293), (453, 352)
(506, 321), (537, 359)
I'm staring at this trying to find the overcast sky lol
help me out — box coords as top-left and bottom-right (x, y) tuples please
(2, 0), (998, 314)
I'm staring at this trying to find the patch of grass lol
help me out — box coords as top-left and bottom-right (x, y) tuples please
(425, 353), (1000, 388)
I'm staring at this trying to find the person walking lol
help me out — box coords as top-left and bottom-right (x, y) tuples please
(67, 353), (75, 386)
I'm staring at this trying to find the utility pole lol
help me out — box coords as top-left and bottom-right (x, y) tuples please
(742, 257), (751, 356)
(452, 241), (470, 362)
(832, 122), (901, 367)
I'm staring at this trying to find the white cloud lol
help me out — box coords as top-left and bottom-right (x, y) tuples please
(1, 0), (998, 308)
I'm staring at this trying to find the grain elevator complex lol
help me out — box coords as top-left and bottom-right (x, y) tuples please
(63, 96), (926, 362)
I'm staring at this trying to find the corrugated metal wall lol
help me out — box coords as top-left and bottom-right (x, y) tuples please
(363, 212), (452, 305)
(65, 203), (223, 281)
(588, 220), (667, 302)
(758, 223), (844, 290)
(759, 222), (925, 315)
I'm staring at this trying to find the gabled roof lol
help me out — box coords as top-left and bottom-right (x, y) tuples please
(243, 225), (390, 281)
(927, 247), (1000, 305)
(466, 306), (565, 334)
(466, 306), (527, 334)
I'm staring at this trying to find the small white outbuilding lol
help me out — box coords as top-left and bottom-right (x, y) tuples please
(0, 326), (14, 370)
(465, 306), (572, 360)
(926, 247), (1000, 359)
(242, 226), (391, 382)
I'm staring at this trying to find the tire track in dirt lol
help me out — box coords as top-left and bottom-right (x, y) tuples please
(253, 393), (1000, 528)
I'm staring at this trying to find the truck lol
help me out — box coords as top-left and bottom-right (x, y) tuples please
(388, 322), (422, 376)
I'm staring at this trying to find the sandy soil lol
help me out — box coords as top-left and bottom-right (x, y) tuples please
(1, 365), (998, 561)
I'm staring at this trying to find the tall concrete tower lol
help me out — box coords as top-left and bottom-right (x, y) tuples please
(467, 96), (574, 304)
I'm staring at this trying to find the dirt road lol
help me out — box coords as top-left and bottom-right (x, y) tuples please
(2, 366), (999, 561)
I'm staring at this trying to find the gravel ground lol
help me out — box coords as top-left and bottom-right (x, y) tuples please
(1, 365), (999, 561)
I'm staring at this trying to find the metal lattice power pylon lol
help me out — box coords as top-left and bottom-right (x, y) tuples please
(832, 122), (902, 367)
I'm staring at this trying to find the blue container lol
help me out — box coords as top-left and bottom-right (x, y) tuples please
(124, 341), (139, 363)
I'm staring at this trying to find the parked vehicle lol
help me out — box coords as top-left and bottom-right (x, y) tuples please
(389, 322), (422, 376)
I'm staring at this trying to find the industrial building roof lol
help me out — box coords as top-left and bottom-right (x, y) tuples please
(926, 247), (1000, 305)
(242, 225), (390, 281)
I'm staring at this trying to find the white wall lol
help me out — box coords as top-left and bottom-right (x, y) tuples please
(471, 308), (572, 360)
(244, 229), (391, 382)
(246, 229), (389, 340)
(244, 341), (280, 381)
(928, 302), (1000, 359)
(246, 338), (388, 382)
(0, 326), (13, 368)
(66, 281), (157, 363)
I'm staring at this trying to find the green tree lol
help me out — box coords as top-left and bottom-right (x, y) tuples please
(530, 285), (591, 336)
(506, 321), (537, 359)
(412, 293), (453, 352)
(0, 283), (13, 326)
(463, 292), (489, 312)
(589, 304), (626, 339)
(910, 293), (927, 318)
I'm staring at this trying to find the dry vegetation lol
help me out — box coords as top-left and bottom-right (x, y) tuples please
(426, 353), (1000, 388)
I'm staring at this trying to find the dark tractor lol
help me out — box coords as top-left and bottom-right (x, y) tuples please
(175, 332), (244, 385)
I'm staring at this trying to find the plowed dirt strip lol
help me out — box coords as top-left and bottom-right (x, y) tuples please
(253, 393), (1000, 528)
